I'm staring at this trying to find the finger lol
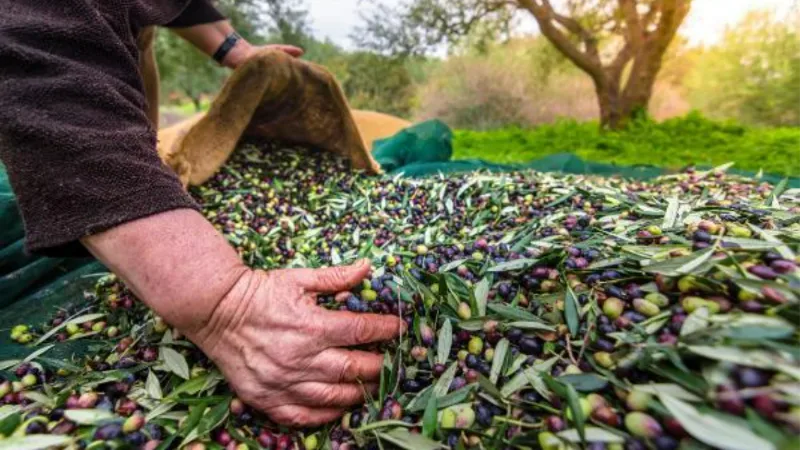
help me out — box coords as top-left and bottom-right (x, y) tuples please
(311, 348), (385, 383)
(318, 309), (405, 347)
(294, 259), (371, 293)
(267, 404), (344, 427)
(275, 45), (304, 58)
(291, 382), (378, 407)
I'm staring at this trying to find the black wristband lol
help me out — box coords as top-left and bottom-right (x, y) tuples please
(212, 32), (241, 64)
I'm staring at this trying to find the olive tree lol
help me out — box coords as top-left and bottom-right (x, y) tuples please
(356, 0), (691, 129)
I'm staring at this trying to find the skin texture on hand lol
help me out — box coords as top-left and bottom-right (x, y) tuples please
(82, 209), (403, 426)
(170, 20), (303, 69)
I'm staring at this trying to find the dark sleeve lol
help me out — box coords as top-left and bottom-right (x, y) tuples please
(0, 1), (199, 257)
(165, 0), (226, 28)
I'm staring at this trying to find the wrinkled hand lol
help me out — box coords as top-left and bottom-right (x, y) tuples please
(227, 43), (304, 69)
(186, 259), (404, 427)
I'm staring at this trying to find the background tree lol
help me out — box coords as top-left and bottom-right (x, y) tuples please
(155, 0), (265, 111)
(357, 0), (692, 129)
(685, 9), (800, 127)
(262, 0), (312, 47)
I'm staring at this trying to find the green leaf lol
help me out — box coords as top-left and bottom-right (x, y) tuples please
(477, 373), (503, 400)
(659, 394), (775, 450)
(488, 258), (538, 272)
(501, 357), (557, 398)
(642, 247), (715, 276)
(375, 428), (445, 450)
(745, 408), (794, 447)
(21, 345), (55, 364)
(632, 383), (702, 402)
(22, 391), (55, 409)
(0, 435), (74, 450)
(195, 397), (231, 436)
(488, 304), (539, 321)
(506, 320), (556, 331)
(557, 427), (624, 443)
(558, 373), (608, 392)
(63, 409), (116, 425)
(687, 346), (800, 380)
(0, 408), (22, 437)
(432, 362), (458, 398)
(33, 313), (105, 346)
(422, 395), (438, 438)
(0, 360), (21, 371)
(490, 338), (509, 384)
(146, 370), (163, 399)
(474, 277), (490, 317)
(765, 178), (788, 207)
(439, 258), (468, 273)
(563, 381), (586, 442)
(564, 287), (580, 336)
(160, 347), (190, 380)
(680, 307), (709, 337)
(436, 319), (453, 366)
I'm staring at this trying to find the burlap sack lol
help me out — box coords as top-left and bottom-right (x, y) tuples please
(154, 48), (388, 185)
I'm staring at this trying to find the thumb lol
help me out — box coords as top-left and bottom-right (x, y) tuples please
(296, 259), (371, 293)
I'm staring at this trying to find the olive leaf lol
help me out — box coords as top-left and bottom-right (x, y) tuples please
(506, 320), (556, 331)
(659, 394), (775, 450)
(564, 287), (580, 336)
(375, 428), (446, 450)
(488, 304), (539, 321)
(558, 373), (607, 392)
(688, 346), (800, 380)
(439, 258), (468, 273)
(436, 319), (453, 366)
(488, 258), (538, 272)
(680, 307), (710, 337)
(422, 395), (438, 438)
(432, 362), (458, 398)
(63, 409), (115, 425)
(0, 435), (74, 450)
(489, 338), (509, 384)
(557, 427), (625, 443)
(501, 357), (557, 398)
(33, 313), (105, 346)
(642, 246), (716, 276)
(160, 346), (190, 380)
(474, 277), (490, 317)
(632, 383), (702, 402)
(146, 370), (163, 399)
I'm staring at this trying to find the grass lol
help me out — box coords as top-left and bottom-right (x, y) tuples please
(452, 112), (800, 177)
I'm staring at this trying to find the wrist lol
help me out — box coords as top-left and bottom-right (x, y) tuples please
(221, 38), (254, 69)
(183, 267), (261, 354)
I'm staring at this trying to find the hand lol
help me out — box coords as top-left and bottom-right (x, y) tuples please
(225, 43), (304, 69)
(186, 259), (404, 427)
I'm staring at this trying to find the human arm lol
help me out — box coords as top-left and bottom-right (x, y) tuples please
(82, 209), (404, 426)
(164, 1), (303, 70)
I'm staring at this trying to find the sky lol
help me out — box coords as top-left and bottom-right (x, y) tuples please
(305, 0), (797, 49)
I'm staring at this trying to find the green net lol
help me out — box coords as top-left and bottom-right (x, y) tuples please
(2, 121), (797, 360)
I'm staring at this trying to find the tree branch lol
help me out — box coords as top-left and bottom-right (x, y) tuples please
(517, 0), (604, 80)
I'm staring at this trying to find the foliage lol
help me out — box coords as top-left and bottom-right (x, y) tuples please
(342, 53), (415, 117)
(452, 113), (800, 176)
(155, 0), (264, 110)
(415, 37), (688, 129)
(684, 10), (800, 127)
(261, 0), (311, 47)
(358, 0), (691, 128)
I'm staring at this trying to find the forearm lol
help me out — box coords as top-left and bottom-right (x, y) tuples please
(170, 21), (254, 69)
(81, 209), (248, 334)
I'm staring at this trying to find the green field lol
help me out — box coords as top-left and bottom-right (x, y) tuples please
(453, 113), (800, 176)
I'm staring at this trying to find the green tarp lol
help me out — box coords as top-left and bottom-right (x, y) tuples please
(2, 119), (798, 360)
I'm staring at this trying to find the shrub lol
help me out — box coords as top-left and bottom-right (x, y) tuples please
(452, 113), (800, 176)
